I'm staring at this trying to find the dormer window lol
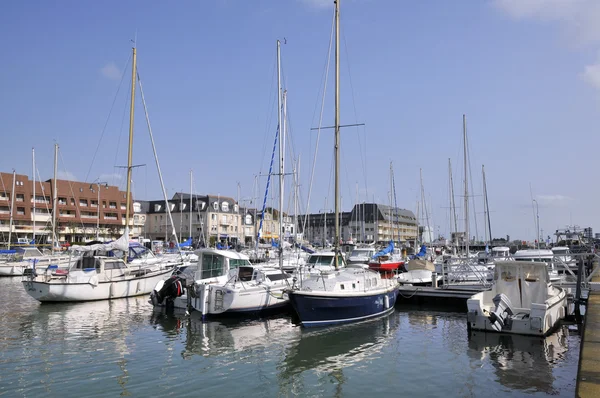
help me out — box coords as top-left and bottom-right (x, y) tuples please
(233, 204), (239, 212)
(213, 201), (218, 210)
(221, 202), (229, 212)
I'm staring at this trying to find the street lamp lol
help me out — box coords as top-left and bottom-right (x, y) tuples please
(90, 180), (108, 240)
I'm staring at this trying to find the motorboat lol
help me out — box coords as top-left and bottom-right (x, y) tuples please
(150, 248), (291, 318)
(0, 247), (74, 276)
(513, 249), (560, 282)
(22, 232), (174, 302)
(466, 260), (567, 336)
(491, 246), (511, 262)
(397, 258), (438, 286)
(346, 247), (376, 266)
(550, 246), (577, 273)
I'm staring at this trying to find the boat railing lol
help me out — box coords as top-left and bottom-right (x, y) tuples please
(440, 260), (493, 289)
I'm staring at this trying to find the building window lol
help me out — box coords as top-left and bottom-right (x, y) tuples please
(120, 203), (127, 210)
(211, 214), (216, 221)
(16, 194), (24, 202)
(79, 199), (88, 207)
(71, 198), (75, 206)
(109, 202), (117, 209)
(213, 202), (218, 210)
(91, 200), (98, 208)
(221, 202), (229, 212)
(221, 215), (227, 224)
(17, 207), (25, 215)
(233, 204), (239, 212)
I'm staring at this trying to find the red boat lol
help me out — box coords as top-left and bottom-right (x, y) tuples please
(368, 256), (405, 275)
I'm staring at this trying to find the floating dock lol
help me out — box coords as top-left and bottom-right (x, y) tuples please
(397, 285), (486, 310)
(577, 271), (600, 397)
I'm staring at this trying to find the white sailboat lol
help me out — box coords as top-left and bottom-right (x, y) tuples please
(286, 0), (399, 328)
(22, 46), (174, 302)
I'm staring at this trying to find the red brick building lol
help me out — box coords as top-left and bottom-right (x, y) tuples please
(0, 172), (133, 243)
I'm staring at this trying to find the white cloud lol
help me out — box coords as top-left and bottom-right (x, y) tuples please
(536, 194), (573, 206)
(582, 57), (600, 89)
(57, 171), (77, 181)
(493, 0), (600, 90)
(100, 62), (121, 81)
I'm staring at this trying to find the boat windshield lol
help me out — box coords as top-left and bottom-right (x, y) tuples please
(552, 249), (569, 255)
(230, 258), (252, 269)
(308, 255), (334, 266)
(350, 249), (373, 257)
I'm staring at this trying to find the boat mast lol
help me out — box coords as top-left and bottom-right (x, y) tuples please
(32, 148), (36, 245)
(463, 114), (469, 259)
(52, 144), (58, 253)
(189, 169), (192, 240)
(334, 0), (341, 267)
(482, 164), (492, 246)
(7, 170), (16, 250)
(420, 168), (431, 244)
(125, 45), (137, 243)
(448, 158), (458, 250)
(276, 39), (284, 270)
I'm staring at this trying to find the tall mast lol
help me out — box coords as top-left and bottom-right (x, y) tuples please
(125, 45), (137, 240)
(482, 164), (492, 246)
(463, 114), (469, 258)
(189, 169), (192, 240)
(7, 170), (16, 250)
(448, 158), (458, 247)
(334, 0), (341, 266)
(52, 144), (58, 253)
(420, 168), (431, 243)
(276, 39), (284, 270)
(32, 148), (36, 244)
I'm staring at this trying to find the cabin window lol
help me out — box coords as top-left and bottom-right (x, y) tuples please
(352, 283), (356, 289)
(366, 279), (371, 288)
(201, 253), (224, 279)
(104, 261), (124, 270)
(238, 266), (254, 282)
(230, 259), (251, 269)
(340, 284), (345, 290)
(266, 273), (288, 282)
(372, 278), (377, 286)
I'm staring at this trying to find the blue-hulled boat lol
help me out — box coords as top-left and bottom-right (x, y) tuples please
(287, 267), (398, 327)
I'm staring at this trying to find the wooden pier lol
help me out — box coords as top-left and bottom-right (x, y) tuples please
(577, 271), (600, 397)
(397, 285), (485, 310)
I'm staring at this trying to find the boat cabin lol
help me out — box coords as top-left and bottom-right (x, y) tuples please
(306, 252), (343, 270)
(491, 246), (510, 260)
(493, 261), (550, 309)
(194, 248), (254, 281)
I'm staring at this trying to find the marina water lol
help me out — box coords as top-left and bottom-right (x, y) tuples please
(0, 277), (580, 397)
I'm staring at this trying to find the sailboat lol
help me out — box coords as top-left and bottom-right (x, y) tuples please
(22, 46), (174, 302)
(286, 0), (399, 327)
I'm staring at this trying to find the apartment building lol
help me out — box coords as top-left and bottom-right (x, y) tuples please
(0, 172), (140, 244)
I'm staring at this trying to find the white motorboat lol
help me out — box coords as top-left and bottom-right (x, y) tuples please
(550, 246), (577, 272)
(346, 247), (376, 266)
(513, 249), (560, 282)
(466, 260), (567, 336)
(491, 246), (511, 262)
(0, 247), (73, 276)
(22, 233), (174, 302)
(150, 248), (291, 318)
(397, 258), (437, 286)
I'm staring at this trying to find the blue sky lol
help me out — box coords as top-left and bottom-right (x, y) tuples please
(1, 0), (600, 241)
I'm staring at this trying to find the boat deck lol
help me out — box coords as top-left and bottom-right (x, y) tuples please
(396, 285), (487, 310)
(577, 271), (600, 397)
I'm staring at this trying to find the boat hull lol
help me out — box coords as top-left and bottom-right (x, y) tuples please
(190, 284), (289, 316)
(368, 261), (404, 272)
(0, 264), (26, 276)
(288, 285), (398, 327)
(22, 268), (173, 302)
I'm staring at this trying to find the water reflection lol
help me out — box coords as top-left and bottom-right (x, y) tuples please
(149, 311), (298, 359)
(4, 296), (148, 397)
(467, 327), (569, 394)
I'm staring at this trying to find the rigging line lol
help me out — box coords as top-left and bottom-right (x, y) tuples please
(0, 174), (7, 241)
(35, 167), (54, 232)
(84, 52), (132, 183)
(302, 6), (335, 237)
(342, 30), (368, 199)
(137, 70), (182, 257)
(58, 150), (87, 232)
(112, 78), (132, 187)
(258, 59), (278, 179)
(466, 128), (479, 241)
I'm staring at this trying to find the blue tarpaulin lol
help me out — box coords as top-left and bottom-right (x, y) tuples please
(373, 241), (394, 259)
(409, 244), (427, 259)
(178, 238), (192, 248)
(0, 250), (16, 254)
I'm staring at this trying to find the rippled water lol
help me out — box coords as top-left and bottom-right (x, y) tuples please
(0, 277), (580, 397)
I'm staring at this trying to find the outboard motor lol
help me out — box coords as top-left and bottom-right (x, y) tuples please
(488, 293), (514, 332)
(150, 275), (186, 307)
